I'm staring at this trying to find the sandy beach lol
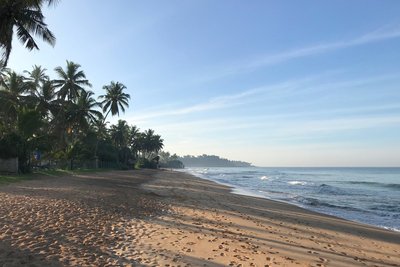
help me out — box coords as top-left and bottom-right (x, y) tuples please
(0, 169), (399, 267)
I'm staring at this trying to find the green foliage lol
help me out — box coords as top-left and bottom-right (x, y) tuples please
(160, 160), (184, 169)
(0, 0), (173, 173)
(0, 132), (21, 158)
(134, 158), (157, 169)
(179, 154), (252, 167)
(53, 61), (92, 101)
(0, 0), (57, 66)
(97, 140), (118, 162)
(17, 108), (43, 138)
(158, 151), (184, 169)
(0, 62), (169, 173)
(99, 81), (130, 119)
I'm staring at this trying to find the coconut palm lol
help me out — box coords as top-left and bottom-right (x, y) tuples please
(0, 62), (9, 86)
(151, 134), (164, 153)
(141, 129), (164, 159)
(92, 116), (108, 159)
(109, 120), (133, 165)
(53, 61), (92, 101)
(0, 0), (57, 66)
(0, 70), (27, 119)
(38, 79), (56, 103)
(99, 81), (130, 120)
(110, 120), (130, 149)
(92, 117), (108, 141)
(68, 90), (102, 131)
(129, 125), (141, 158)
(24, 65), (49, 96)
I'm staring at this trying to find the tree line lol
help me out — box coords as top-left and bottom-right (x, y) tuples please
(178, 154), (252, 168)
(0, 62), (164, 172)
(158, 153), (252, 168)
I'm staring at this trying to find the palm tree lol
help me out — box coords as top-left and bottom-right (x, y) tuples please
(99, 81), (130, 120)
(52, 90), (99, 169)
(68, 90), (102, 131)
(141, 129), (164, 159)
(53, 61), (92, 101)
(92, 117), (108, 141)
(127, 125), (141, 159)
(152, 134), (164, 153)
(110, 120), (129, 149)
(0, 70), (27, 120)
(24, 65), (49, 96)
(0, 62), (9, 86)
(0, 0), (57, 66)
(36, 79), (56, 115)
(92, 116), (108, 160)
(109, 120), (134, 165)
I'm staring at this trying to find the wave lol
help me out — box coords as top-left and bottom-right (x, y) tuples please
(241, 170), (260, 174)
(317, 184), (348, 195)
(288, 181), (307, 186)
(184, 167), (400, 232)
(294, 196), (362, 212)
(369, 204), (400, 213)
(382, 226), (400, 232)
(345, 181), (400, 190)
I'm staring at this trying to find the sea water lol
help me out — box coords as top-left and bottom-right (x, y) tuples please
(183, 167), (400, 232)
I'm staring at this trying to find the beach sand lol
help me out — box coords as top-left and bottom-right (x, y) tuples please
(0, 169), (399, 266)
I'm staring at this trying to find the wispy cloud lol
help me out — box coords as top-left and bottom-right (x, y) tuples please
(189, 25), (400, 84)
(244, 25), (400, 70)
(129, 71), (400, 123)
(129, 75), (318, 122)
(154, 114), (400, 147)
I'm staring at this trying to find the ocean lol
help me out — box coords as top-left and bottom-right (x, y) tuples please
(183, 167), (400, 232)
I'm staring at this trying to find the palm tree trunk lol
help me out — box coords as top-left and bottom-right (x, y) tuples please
(94, 138), (99, 165)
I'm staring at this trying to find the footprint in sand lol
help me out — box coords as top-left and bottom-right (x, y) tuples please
(319, 257), (328, 262)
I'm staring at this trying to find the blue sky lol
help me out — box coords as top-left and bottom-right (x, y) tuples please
(8, 0), (400, 166)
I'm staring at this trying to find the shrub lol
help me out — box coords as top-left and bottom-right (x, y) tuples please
(134, 158), (157, 169)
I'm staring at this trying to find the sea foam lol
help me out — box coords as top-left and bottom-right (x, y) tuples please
(288, 181), (307, 186)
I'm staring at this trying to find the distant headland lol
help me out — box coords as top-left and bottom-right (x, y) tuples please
(178, 154), (252, 168)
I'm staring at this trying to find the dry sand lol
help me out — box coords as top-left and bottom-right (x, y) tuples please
(0, 169), (399, 267)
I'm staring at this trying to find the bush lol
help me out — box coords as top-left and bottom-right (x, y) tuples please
(160, 160), (184, 169)
(0, 133), (20, 159)
(118, 162), (130, 170)
(134, 158), (157, 169)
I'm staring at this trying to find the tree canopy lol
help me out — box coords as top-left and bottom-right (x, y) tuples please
(0, 62), (164, 172)
(0, 0), (57, 66)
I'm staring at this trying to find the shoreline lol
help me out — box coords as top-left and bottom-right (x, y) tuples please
(142, 169), (400, 266)
(0, 169), (399, 266)
(157, 169), (400, 235)
(180, 167), (400, 233)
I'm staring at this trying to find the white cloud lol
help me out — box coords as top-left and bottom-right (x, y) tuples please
(245, 26), (400, 70)
(127, 71), (400, 125)
(186, 25), (400, 84)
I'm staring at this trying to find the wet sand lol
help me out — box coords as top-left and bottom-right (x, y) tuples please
(0, 169), (399, 266)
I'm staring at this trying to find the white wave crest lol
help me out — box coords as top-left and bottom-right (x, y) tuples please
(288, 181), (307, 186)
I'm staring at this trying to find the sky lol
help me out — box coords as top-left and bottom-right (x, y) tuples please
(7, 0), (400, 167)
